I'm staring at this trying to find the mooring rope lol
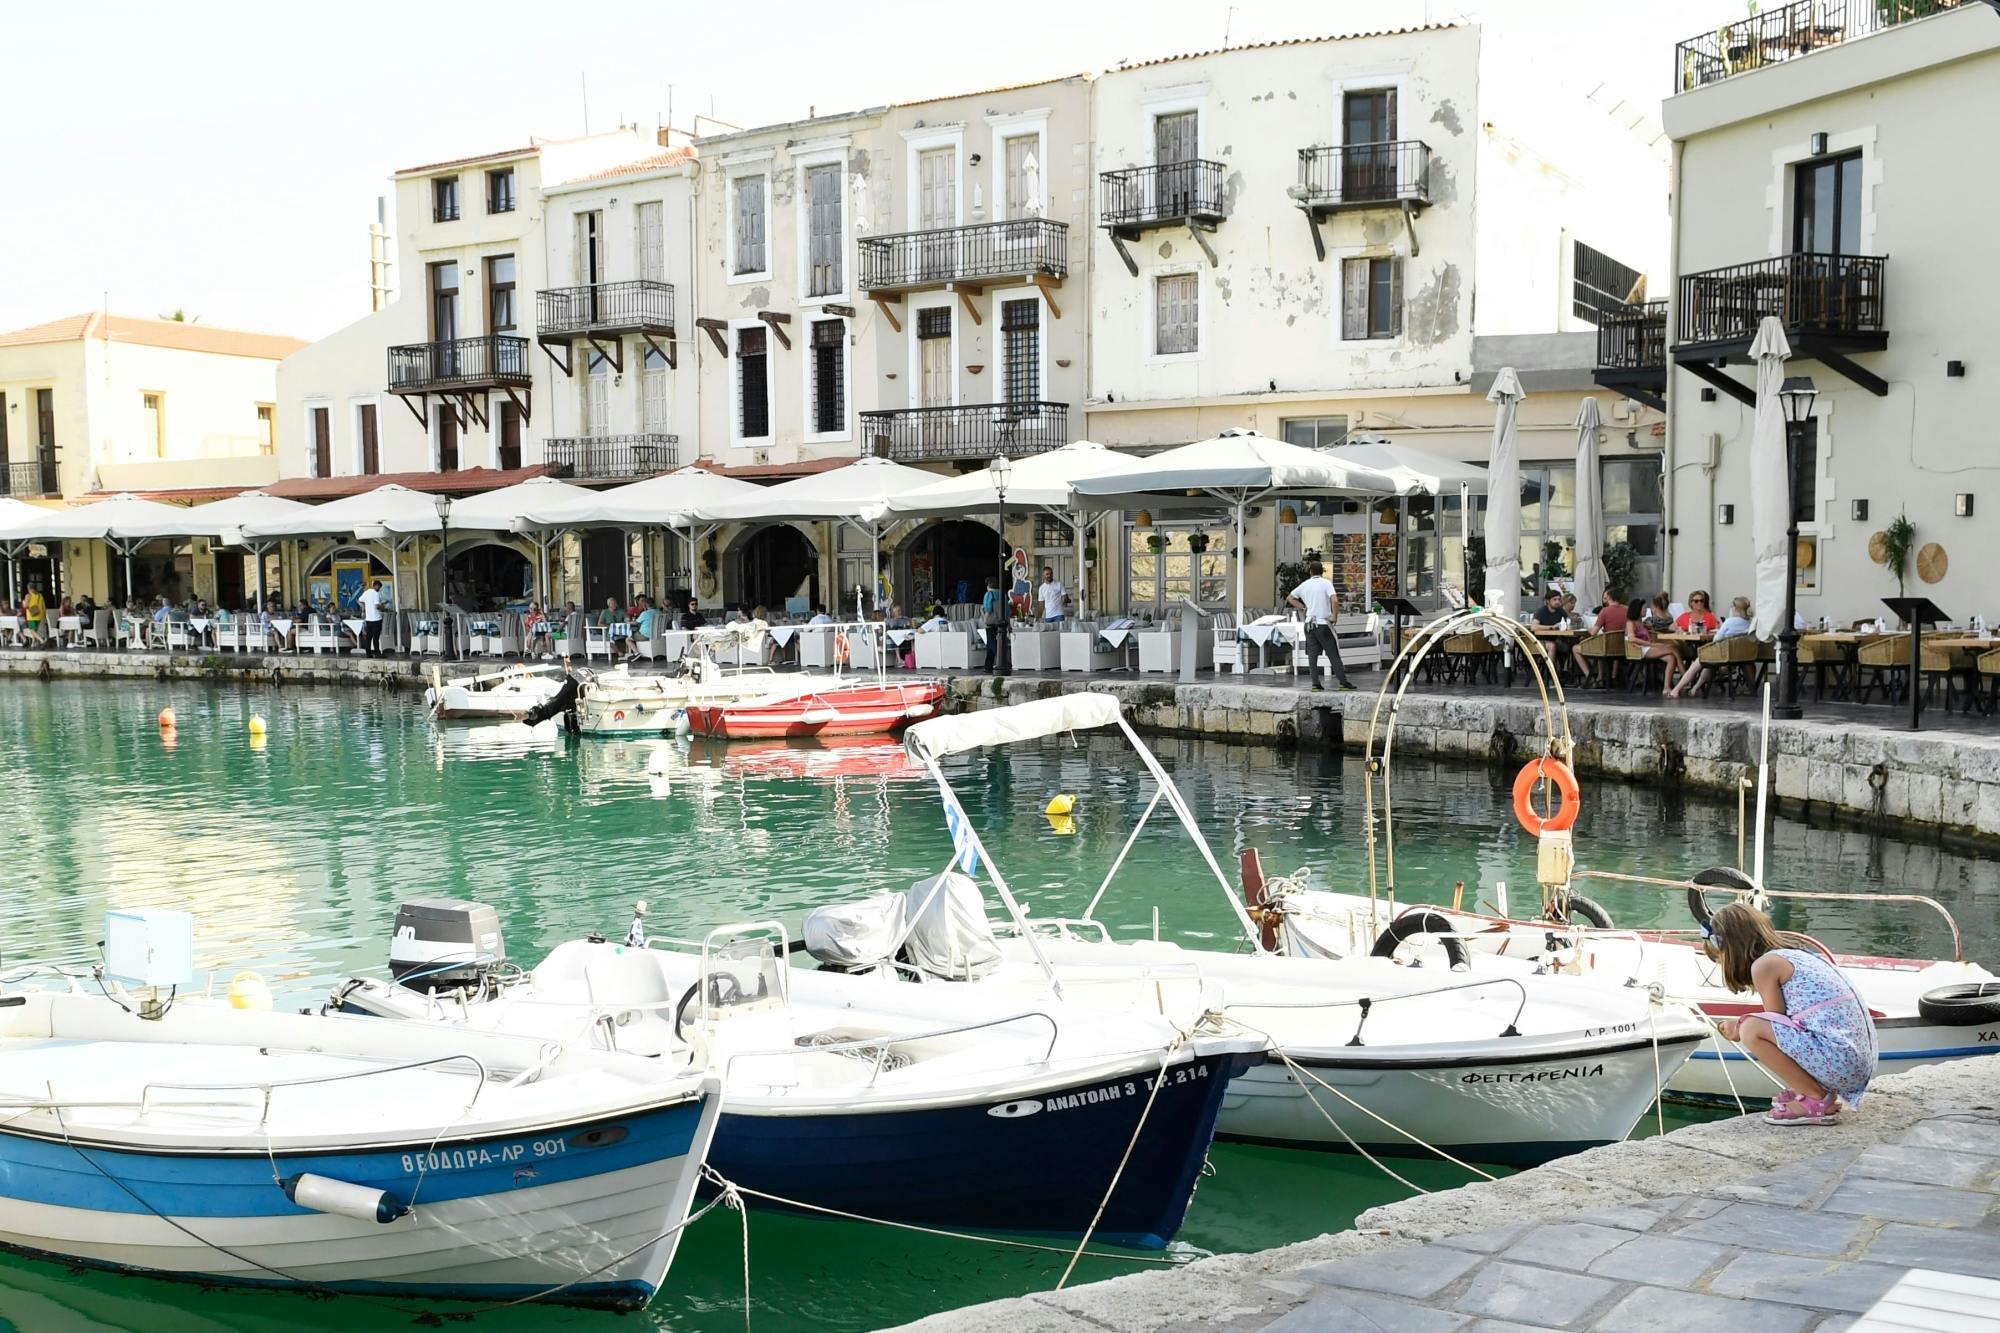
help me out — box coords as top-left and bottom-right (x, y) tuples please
(1056, 1026), (1191, 1289)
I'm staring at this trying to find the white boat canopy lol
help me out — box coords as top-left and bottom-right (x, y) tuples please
(904, 691), (1121, 762)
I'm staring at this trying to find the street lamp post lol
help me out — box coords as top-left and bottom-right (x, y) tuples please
(1774, 375), (1818, 721)
(992, 454), (1012, 678)
(433, 493), (455, 661)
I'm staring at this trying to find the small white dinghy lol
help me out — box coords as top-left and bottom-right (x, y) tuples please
(424, 662), (564, 721)
(874, 695), (1707, 1166)
(0, 985), (721, 1309)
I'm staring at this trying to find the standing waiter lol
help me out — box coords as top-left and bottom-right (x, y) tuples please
(1285, 560), (1354, 692)
(357, 579), (386, 658)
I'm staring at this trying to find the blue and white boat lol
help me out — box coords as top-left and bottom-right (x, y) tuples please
(333, 920), (1265, 1249)
(0, 987), (722, 1310)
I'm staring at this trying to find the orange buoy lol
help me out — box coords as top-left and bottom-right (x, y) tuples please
(1512, 756), (1581, 836)
(158, 707), (177, 729)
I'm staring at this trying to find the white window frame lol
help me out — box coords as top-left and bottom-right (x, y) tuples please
(905, 292), (960, 409)
(901, 125), (966, 231)
(721, 151), (775, 285)
(802, 314), (852, 444)
(995, 283), (1049, 407)
(1328, 67), (1412, 141)
(985, 108), (1050, 222)
(1147, 266), (1205, 363)
(1140, 84), (1209, 164)
(348, 396), (383, 474)
(730, 316), (774, 446)
(1329, 244), (1408, 349)
(640, 345), (672, 436)
(1766, 126), (1878, 257)
(431, 404), (460, 471)
(634, 197), (666, 285)
(302, 399), (334, 477)
(793, 141), (851, 306)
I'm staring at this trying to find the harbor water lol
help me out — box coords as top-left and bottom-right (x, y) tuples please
(1, 679), (1995, 1331)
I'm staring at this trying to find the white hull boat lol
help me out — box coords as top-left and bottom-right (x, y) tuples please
(0, 988), (721, 1310)
(329, 914), (1263, 1248)
(576, 662), (844, 737)
(424, 663), (563, 721)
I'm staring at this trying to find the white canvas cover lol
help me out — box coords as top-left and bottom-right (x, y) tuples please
(903, 692), (1122, 762)
(885, 441), (1150, 514)
(1067, 428), (1402, 498)
(7, 493), (202, 541)
(175, 490), (316, 539)
(1481, 367), (1525, 618)
(408, 475), (601, 533)
(238, 482), (442, 539)
(1331, 436), (1489, 496)
(699, 455), (941, 523)
(1749, 317), (1794, 640)
(512, 466), (767, 529)
(1571, 399), (1608, 613)
(801, 892), (909, 969)
(901, 873), (1001, 981)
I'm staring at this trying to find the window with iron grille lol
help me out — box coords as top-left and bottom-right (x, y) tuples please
(1002, 299), (1039, 411)
(806, 163), (843, 297)
(917, 307), (951, 339)
(1572, 240), (1643, 324)
(737, 326), (769, 438)
(733, 175), (767, 275)
(811, 319), (845, 435)
(1034, 515), (1068, 548)
(1155, 273), (1199, 355)
(1341, 257), (1402, 340)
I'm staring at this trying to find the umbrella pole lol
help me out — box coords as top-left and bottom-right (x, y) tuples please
(1459, 481), (1471, 607)
(1072, 509), (1086, 621)
(871, 522), (881, 616)
(1234, 501), (1245, 623)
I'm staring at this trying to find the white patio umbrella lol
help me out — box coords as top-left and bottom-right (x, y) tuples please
(886, 442), (1150, 618)
(1481, 368), (1525, 618)
(24, 493), (219, 602)
(702, 456), (947, 615)
(1749, 317), (1794, 640)
(1571, 399), (1608, 614)
(389, 475), (600, 606)
(178, 491), (318, 610)
(515, 466), (770, 605)
(1070, 428), (1404, 621)
(240, 482), (442, 615)
(1336, 434), (1490, 610)
(0, 497), (56, 603)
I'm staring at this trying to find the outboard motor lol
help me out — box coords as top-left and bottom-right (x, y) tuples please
(390, 899), (506, 993)
(523, 672), (581, 733)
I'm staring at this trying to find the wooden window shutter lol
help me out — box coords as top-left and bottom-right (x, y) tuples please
(1390, 258), (1406, 337)
(1342, 259), (1368, 340)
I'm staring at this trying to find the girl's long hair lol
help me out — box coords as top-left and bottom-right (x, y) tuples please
(1704, 902), (1805, 993)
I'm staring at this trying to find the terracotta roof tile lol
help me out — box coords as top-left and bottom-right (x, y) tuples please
(265, 465), (555, 501)
(1113, 24), (1458, 72)
(76, 484), (256, 504)
(0, 313), (307, 360)
(695, 457), (853, 481)
(560, 146), (698, 186)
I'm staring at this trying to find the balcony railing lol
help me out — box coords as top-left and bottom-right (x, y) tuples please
(1675, 253), (1887, 348)
(387, 335), (532, 393)
(1596, 300), (1668, 372)
(536, 280), (676, 338)
(859, 218), (1068, 293)
(860, 402), (1068, 463)
(1099, 160), (1228, 231)
(0, 458), (58, 498)
(1296, 141), (1432, 213)
(1674, 0), (1967, 92)
(544, 433), (682, 480)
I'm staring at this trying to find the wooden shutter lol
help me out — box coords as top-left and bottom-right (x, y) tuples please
(1342, 259), (1368, 340)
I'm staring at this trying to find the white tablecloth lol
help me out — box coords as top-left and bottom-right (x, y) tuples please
(767, 626), (800, 647)
(1098, 627), (1135, 649)
(1239, 622), (1301, 647)
(884, 628), (916, 647)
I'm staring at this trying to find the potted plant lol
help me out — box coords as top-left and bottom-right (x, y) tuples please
(1186, 532), (1211, 555)
(1083, 543), (1099, 568)
(1881, 513), (1915, 604)
(1601, 541), (1640, 603)
(1146, 534), (1165, 554)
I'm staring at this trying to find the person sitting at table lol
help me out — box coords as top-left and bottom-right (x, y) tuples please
(918, 603), (950, 633)
(598, 597), (630, 659)
(1628, 598), (1683, 696)
(1560, 592), (1582, 628)
(1532, 588), (1568, 628)
(885, 601), (911, 630)
(679, 598), (706, 632)
(1644, 593), (1676, 636)
(808, 604), (834, 626)
(1675, 590), (1720, 634)
(633, 595), (659, 645)
(1668, 596), (1756, 699)
(1573, 589), (1629, 686)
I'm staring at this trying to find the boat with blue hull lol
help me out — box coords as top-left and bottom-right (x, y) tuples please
(0, 988), (722, 1310)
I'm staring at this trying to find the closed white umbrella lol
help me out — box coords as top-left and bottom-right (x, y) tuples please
(1071, 428), (1403, 621)
(1572, 399), (1607, 613)
(1481, 368), (1525, 618)
(1749, 317), (1794, 640)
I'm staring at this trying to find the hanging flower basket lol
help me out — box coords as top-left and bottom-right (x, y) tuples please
(1186, 532), (1211, 554)
(1146, 534), (1165, 554)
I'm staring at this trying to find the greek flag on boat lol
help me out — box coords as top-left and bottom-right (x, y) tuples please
(943, 792), (981, 876)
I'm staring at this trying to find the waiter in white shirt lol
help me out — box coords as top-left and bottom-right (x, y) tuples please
(1037, 567), (1070, 623)
(1284, 559), (1354, 692)
(357, 580), (385, 658)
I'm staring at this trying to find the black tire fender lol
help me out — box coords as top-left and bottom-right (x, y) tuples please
(1688, 865), (1757, 931)
(1916, 982), (2000, 1028)
(1553, 893), (1614, 930)
(1370, 910), (1472, 971)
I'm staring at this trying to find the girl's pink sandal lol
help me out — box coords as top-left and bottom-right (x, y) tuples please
(1767, 1092), (1840, 1125)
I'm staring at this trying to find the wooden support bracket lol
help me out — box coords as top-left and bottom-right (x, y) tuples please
(756, 310), (792, 349)
(870, 293), (903, 333)
(1304, 210), (1327, 263)
(1032, 272), (1063, 321)
(397, 391), (428, 429)
(1188, 222), (1219, 269)
(1109, 232), (1138, 278)
(695, 318), (730, 356)
(643, 332), (676, 370)
(503, 385), (533, 427)
(1401, 200), (1421, 259)
(951, 285), (983, 326)
(1679, 358), (1757, 407)
(457, 391), (489, 432)
(586, 334), (624, 375)
(538, 339), (573, 377)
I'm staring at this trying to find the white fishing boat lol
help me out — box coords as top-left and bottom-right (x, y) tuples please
(423, 662), (564, 721)
(1268, 608), (2000, 1107)
(576, 660), (844, 737)
(328, 906), (1264, 1248)
(862, 694), (1707, 1166)
(0, 982), (721, 1310)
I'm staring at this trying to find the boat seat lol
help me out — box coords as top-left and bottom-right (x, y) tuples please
(584, 949), (677, 1015)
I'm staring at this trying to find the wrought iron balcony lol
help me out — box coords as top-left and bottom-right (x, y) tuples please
(1673, 0), (1968, 92)
(859, 218), (1067, 294)
(860, 402), (1068, 464)
(387, 335), (532, 394)
(536, 280), (675, 340)
(0, 458), (58, 498)
(1674, 253), (1887, 350)
(1592, 301), (1668, 413)
(1099, 160), (1228, 234)
(544, 433), (682, 480)
(1295, 141), (1432, 215)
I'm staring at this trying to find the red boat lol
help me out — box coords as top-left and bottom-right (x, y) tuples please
(684, 680), (947, 739)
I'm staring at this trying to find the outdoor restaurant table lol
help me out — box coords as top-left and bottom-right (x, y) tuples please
(185, 617), (215, 648)
(766, 625), (801, 647)
(883, 628), (916, 648)
(1238, 620), (1302, 673)
(1924, 637), (2000, 653)
(1098, 626), (1137, 650)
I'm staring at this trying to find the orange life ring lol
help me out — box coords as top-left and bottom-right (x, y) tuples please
(1512, 757), (1580, 835)
(834, 631), (851, 666)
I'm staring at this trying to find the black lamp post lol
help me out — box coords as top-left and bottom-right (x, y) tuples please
(1773, 375), (1818, 721)
(433, 493), (455, 661)
(992, 453), (1013, 677)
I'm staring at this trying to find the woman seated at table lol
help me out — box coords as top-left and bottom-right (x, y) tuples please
(1629, 598), (1683, 696)
(1560, 592), (1583, 628)
(1644, 593), (1677, 637)
(1668, 596), (1755, 699)
(1675, 590), (1720, 634)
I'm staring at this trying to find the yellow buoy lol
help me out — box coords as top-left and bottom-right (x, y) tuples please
(1046, 812), (1077, 836)
(247, 714), (267, 736)
(157, 707), (177, 729)
(228, 971), (273, 1011)
(1044, 793), (1075, 817)
(248, 733), (268, 753)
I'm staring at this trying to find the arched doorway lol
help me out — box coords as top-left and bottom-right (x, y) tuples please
(904, 519), (1001, 612)
(733, 524), (817, 614)
(309, 545), (392, 614)
(426, 540), (533, 611)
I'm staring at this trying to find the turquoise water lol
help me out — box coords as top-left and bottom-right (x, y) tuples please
(0, 680), (1994, 1331)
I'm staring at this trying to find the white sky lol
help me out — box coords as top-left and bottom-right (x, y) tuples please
(0, 0), (1742, 341)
